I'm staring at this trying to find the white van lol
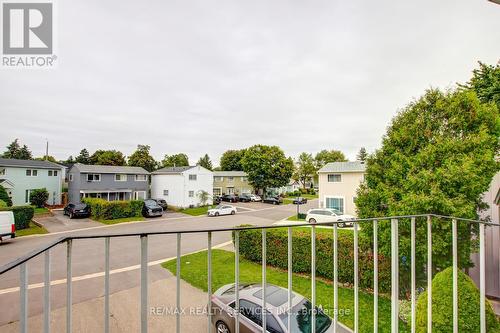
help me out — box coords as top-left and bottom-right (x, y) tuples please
(0, 211), (15, 242)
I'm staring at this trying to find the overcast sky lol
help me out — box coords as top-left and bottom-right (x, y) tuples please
(1, 0), (499, 165)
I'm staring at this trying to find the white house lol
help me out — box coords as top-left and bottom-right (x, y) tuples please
(317, 161), (366, 216)
(151, 166), (213, 208)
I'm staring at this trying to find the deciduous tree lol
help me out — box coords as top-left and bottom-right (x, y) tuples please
(220, 149), (246, 171)
(128, 145), (158, 172)
(294, 153), (316, 189)
(90, 150), (126, 166)
(314, 149), (347, 169)
(161, 153), (189, 168)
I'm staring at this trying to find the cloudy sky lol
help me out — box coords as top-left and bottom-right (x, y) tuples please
(1, 0), (499, 165)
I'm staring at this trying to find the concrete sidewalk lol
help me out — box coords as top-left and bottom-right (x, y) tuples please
(0, 272), (208, 332)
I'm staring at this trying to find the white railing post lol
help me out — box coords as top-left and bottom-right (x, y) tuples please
(287, 227), (292, 333)
(410, 217), (416, 333)
(427, 216), (432, 333)
(391, 218), (399, 333)
(66, 239), (72, 333)
(235, 231), (240, 333)
(373, 220), (378, 333)
(262, 229), (267, 333)
(480, 223), (486, 333)
(140, 235), (148, 333)
(20, 262), (28, 333)
(44, 250), (51, 333)
(452, 219), (458, 333)
(176, 233), (181, 333)
(207, 232), (212, 333)
(354, 222), (359, 333)
(333, 223), (338, 333)
(311, 225), (316, 333)
(104, 238), (110, 333)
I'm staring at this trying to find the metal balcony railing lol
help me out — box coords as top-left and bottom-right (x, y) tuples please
(0, 214), (497, 333)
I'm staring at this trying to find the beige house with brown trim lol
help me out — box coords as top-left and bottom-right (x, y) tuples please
(317, 161), (366, 216)
(213, 171), (253, 196)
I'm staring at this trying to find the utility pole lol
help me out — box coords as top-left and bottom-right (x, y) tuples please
(45, 140), (49, 160)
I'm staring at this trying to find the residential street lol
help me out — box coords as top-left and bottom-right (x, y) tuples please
(0, 200), (317, 328)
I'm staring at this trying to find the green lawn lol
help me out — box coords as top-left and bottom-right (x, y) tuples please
(34, 207), (50, 215)
(179, 205), (216, 216)
(287, 214), (306, 221)
(98, 216), (145, 225)
(16, 222), (49, 237)
(162, 249), (408, 333)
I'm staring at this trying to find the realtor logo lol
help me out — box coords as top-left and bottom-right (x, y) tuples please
(2, 2), (52, 54)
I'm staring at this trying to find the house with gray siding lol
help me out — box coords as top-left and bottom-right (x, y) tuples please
(67, 163), (150, 203)
(0, 158), (63, 206)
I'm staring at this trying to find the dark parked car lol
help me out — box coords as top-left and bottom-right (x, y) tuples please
(64, 203), (91, 219)
(151, 199), (168, 210)
(221, 194), (239, 203)
(213, 196), (222, 204)
(263, 196), (283, 205)
(142, 199), (163, 217)
(211, 283), (335, 333)
(292, 197), (308, 205)
(238, 193), (252, 202)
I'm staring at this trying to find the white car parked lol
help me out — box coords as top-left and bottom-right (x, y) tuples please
(305, 208), (355, 227)
(207, 205), (237, 217)
(0, 211), (15, 242)
(249, 194), (262, 202)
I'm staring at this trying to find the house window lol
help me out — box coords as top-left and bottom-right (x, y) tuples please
(189, 174), (197, 181)
(134, 191), (146, 200)
(228, 177), (234, 182)
(48, 170), (53, 176)
(69, 174), (74, 181)
(135, 174), (147, 181)
(115, 174), (127, 182)
(163, 190), (169, 196)
(87, 174), (101, 182)
(0, 168), (5, 175)
(213, 188), (222, 196)
(327, 174), (342, 182)
(26, 169), (38, 176)
(48, 170), (58, 177)
(214, 176), (223, 182)
(54, 170), (58, 177)
(188, 191), (194, 197)
(326, 197), (344, 214)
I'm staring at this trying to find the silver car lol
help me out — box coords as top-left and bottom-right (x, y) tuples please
(211, 283), (345, 333)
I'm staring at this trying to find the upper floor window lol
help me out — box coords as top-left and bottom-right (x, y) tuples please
(69, 174), (74, 181)
(189, 174), (197, 181)
(87, 174), (101, 182)
(228, 176), (234, 182)
(0, 168), (5, 175)
(214, 176), (223, 182)
(327, 174), (342, 182)
(48, 170), (58, 177)
(135, 175), (147, 181)
(163, 190), (169, 196)
(115, 174), (127, 182)
(26, 169), (38, 177)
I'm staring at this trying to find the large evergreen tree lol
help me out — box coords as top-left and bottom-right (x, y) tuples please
(197, 154), (213, 171)
(2, 139), (32, 159)
(75, 149), (91, 164)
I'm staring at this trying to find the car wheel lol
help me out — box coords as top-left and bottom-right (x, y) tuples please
(215, 212), (219, 217)
(216, 321), (230, 333)
(69, 213), (74, 219)
(231, 210), (235, 215)
(309, 218), (316, 224)
(338, 220), (345, 228)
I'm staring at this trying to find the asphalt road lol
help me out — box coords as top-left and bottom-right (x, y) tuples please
(0, 200), (317, 326)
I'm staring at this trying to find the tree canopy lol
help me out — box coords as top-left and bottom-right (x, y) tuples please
(356, 79), (499, 290)
(75, 149), (91, 164)
(220, 149), (246, 171)
(356, 147), (368, 162)
(314, 149), (347, 169)
(128, 145), (158, 172)
(90, 150), (126, 166)
(162, 153), (189, 168)
(2, 139), (32, 160)
(294, 152), (316, 188)
(240, 145), (294, 192)
(197, 154), (213, 170)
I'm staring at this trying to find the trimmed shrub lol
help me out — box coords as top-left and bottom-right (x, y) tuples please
(416, 267), (500, 333)
(0, 206), (34, 230)
(0, 185), (12, 207)
(0, 200), (6, 208)
(82, 198), (143, 220)
(236, 226), (392, 292)
(29, 188), (49, 208)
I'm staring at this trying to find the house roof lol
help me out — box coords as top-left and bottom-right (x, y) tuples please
(152, 166), (196, 175)
(0, 158), (63, 170)
(71, 163), (149, 175)
(318, 161), (366, 173)
(213, 171), (247, 177)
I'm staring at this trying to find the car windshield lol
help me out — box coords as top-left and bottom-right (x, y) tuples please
(74, 204), (86, 209)
(279, 299), (332, 333)
(144, 200), (157, 207)
(215, 205), (223, 209)
(331, 209), (342, 215)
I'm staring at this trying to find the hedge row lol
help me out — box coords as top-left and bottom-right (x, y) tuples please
(82, 198), (143, 220)
(236, 227), (392, 293)
(0, 206), (34, 230)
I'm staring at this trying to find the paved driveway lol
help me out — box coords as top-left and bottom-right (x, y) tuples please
(35, 210), (102, 233)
